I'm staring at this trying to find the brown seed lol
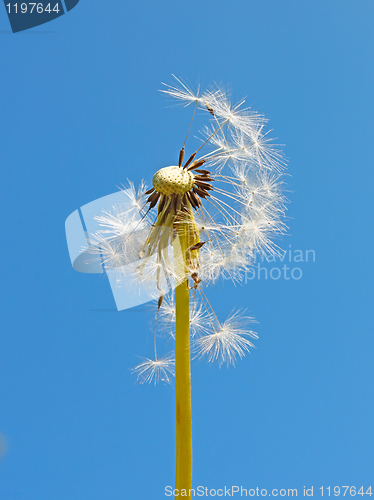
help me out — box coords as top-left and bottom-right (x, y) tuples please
(193, 187), (210, 199)
(148, 192), (160, 209)
(178, 147), (185, 168)
(144, 187), (155, 195)
(186, 191), (195, 206)
(183, 152), (196, 169)
(195, 181), (213, 191)
(158, 295), (164, 309)
(147, 191), (159, 203)
(187, 159), (206, 171)
(194, 169), (211, 175)
(206, 104), (215, 116)
(194, 175), (213, 182)
(188, 241), (206, 251)
(157, 194), (166, 214)
(186, 191), (199, 210)
(190, 191), (202, 207)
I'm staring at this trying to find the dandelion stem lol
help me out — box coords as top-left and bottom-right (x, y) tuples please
(173, 213), (194, 497)
(175, 277), (192, 497)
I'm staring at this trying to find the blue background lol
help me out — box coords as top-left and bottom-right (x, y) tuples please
(1, 1), (373, 498)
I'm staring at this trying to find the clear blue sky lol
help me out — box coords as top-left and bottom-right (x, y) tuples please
(1, 1), (374, 498)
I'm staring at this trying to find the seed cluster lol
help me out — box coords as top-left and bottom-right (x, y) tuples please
(153, 166), (194, 196)
(145, 156), (214, 219)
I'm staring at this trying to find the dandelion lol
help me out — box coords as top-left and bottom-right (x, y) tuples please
(75, 77), (287, 497)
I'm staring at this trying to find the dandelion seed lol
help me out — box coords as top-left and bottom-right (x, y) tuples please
(194, 311), (258, 366)
(161, 75), (201, 106)
(132, 354), (175, 385)
(159, 294), (212, 338)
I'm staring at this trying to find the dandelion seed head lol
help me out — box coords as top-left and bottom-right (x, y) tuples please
(153, 166), (195, 196)
(85, 77), (288, 372)
(90, 78), (287, 289)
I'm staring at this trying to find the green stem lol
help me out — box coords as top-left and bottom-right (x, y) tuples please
(175, 277), (192, 497)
